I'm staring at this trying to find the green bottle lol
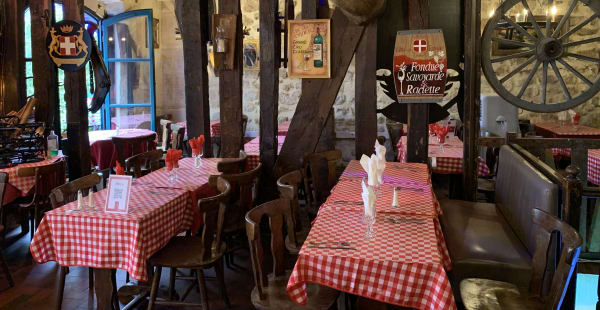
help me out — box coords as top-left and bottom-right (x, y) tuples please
(313, 27), (323, 68)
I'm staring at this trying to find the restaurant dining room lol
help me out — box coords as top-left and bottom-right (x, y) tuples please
(0, 0), (599, 309)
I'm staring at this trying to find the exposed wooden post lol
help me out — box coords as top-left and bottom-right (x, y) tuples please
(258, 0), (279, 199)
(405, 0), (429, 164)
(462, 0), (481, 201)
(175, 0), (213, 157)
(354, 21), (378, 159)
(218, 0), (243, 158)
(303, 0), (335, 152)
(30, 0), (58, 128)
(1, 0), (26, 113)
(63, 0), (91, 179)
(276, 9), (365, 174)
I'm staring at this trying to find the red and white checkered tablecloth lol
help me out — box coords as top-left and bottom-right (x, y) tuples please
(535, 122), (600, 138)
(287, 208), (456, 310)
(30, 157), (221, 282)
(397, 136), (490, 176)
(278, 121), (291, 136)
(0, 156), (63, 197)
(287, 160), (455, 309)
(244, 136), (285, 170)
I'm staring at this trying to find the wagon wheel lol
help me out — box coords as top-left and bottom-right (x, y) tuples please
(481, 0), (600, 112)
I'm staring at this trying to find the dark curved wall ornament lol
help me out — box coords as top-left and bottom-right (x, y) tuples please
(376, 0), (464, 123)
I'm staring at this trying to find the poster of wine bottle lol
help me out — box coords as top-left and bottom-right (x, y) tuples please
(288, 19), (331, 78)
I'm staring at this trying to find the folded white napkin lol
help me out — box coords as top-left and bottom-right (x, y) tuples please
(361, 179), (376, 218)
(360, 154), (378, 187)
(374, 140), (387, 184)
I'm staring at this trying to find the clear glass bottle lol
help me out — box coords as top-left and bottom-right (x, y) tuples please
(47, 130), (59, 157)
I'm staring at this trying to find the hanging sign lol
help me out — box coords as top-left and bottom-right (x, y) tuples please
(288, 19), (331, 79)
(104, 175), (133, 214)
(393, 29), (447, 103)
(46, 20), (92, 72)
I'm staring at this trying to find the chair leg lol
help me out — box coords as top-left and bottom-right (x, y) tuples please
(0, 250), (13, 287)
(111, 269), (119, 310)
(216, 259), (230, 308)
(88, 268), (94, 290)
(125, 271), (130, 283)
(168, 267), (176, 300)
(147, 266), (162, 310)
(30, 209), (35, 241)
(196, 269), (209, 310)
(55, 266), (67, 310)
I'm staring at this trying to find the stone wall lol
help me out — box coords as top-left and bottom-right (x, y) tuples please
(480, 0), (600, 127)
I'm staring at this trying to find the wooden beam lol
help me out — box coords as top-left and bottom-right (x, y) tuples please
(63, 0), (91, 179)
(405, 0), (430, 164)
(303, 0), (335, 152)
(1, 0), (25, 114)
(354, 21), (378, 159)
(217, 0), (243, 158)
(30, 0), (58, 129)
(275, 9), (365, 174)
(258, 0), (279, 198)
(175, 0), (212, 157)
(462, 0), (480, 201)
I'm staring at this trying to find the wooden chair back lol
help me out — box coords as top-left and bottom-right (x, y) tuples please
(112, 134), (156, 167)
(530, 208), (582, 309)
(217, 150), (248, 174)
(245, 198), (295, 300)
(210, 163), (261, 230)
(17, 159), (66, 204)
(277, 169), (303, 236)
(170, 123), (186, 151)
(198, 177), (231, 261)
(160, 119), (172, 151)
(303, 149), (342, 205)
(49, 173), (102, 209)
(124, 149), (163, 178)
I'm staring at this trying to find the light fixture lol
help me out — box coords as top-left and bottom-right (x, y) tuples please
(121, 37), (126, 42)
(489, 8), (495, 18)
(108, 36), (114, 42)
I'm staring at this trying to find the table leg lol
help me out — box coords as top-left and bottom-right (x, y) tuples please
(94, 268), (115, 310)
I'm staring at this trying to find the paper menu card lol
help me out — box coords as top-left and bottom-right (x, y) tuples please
(104, 175), (133, 214)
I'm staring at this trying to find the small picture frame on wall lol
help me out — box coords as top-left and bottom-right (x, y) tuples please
(288, 19), (331, 79)
(243, 39), (260, 70)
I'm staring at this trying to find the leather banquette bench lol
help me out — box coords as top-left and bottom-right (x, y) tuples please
(439, 145), (559, 299)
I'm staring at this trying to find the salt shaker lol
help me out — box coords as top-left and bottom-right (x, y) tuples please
(77, 190), (83, 210)
(392, 187), (399, 207)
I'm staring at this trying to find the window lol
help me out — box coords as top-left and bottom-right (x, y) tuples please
(24, 3), (102, 134)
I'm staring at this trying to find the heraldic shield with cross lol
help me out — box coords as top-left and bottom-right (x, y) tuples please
(46, 20), (92, 72)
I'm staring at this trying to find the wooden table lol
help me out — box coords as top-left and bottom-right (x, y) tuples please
(535, 122), (600, 139)
(287, 161), (456, 309)
(0, 156), (63, 206)
(88, 129), (157, 170)
(29, 157), (222, 309)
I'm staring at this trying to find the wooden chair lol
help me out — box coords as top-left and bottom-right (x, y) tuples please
(124, 149), (163, 178)
(170, 123), (186, 151)
(277, 170), (307, 254)
(0, 172), (14, 287)
(112, 134), (156, 167)
(49, 173), (102, 309)
(477, 146), (500, 202)
(303, 149), (342, 215)
(147, 177), (231, 310)
(211, 162), (261, 268)
(217, 150), (248, 174)
(245, 198), (338, 309)
(460, 208), (582, 310)
(17, 159), (66, 240)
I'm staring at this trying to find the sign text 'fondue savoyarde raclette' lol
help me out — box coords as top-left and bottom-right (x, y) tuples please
(393, 29), (447, 103)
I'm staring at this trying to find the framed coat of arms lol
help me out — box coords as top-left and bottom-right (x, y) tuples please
(46, 20), (92, 72)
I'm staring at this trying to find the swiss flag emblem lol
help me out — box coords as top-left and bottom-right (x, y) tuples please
(413, 39), (427, 53)
(58, 36), (77, 56)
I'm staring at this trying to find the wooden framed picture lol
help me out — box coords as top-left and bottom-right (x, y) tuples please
(243, 39), (260, 70)
(288, 19), (331, 79)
